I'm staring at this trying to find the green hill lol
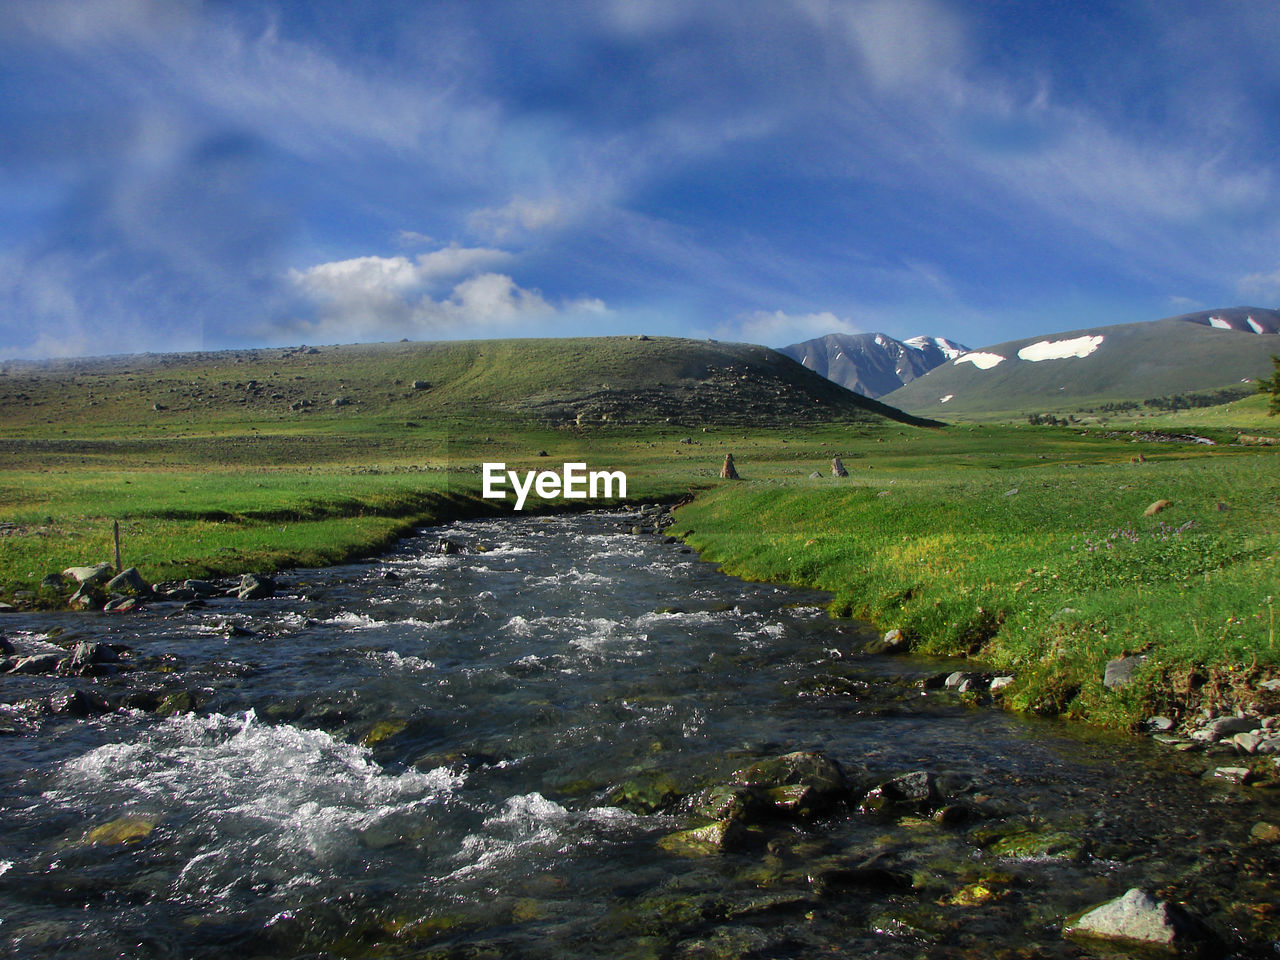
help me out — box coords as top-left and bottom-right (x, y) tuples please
(0, 336), (932, 438)
(883, 318), (1278, 421)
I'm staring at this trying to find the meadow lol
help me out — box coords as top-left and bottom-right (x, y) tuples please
(2, 336), (1278, 729)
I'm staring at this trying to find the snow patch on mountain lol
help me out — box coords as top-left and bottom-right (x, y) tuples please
(955, 351), (1005, 370)
(1017, 335), (1104, 362)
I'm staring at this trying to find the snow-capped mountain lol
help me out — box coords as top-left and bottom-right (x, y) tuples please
(778, 332), (969, 399)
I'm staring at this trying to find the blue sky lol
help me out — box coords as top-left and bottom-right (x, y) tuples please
(3, 0), (1280, 360)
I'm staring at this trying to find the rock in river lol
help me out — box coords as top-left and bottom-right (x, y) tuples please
(1065, 887), (1215, 949)
(237, 573), (276, 600)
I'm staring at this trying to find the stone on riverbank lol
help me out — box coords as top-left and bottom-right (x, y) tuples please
(868, 628), (911, 655)
(61, 563), (114, 586)
(1103, 654), (1146, 689)
(106, 567), (151, 597)
(1191, 716), (1258, 742)
(1065, 887), (1214, 949)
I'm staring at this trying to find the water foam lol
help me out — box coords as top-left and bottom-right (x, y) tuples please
(448, 792), (643, 880)
(50, 712), (462, 899)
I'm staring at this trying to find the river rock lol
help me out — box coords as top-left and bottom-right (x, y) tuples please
(1233, 731), (1264, 754)
(608, 771), (683, 814)
(40, 573), (68, 590)
(62, 563), (114, 586)
(871, 628), (911, 655)
(436, 539), (461, 556)
(1190, 716), (1258, 742)
(104, 597), (142, 613)
(687, 785), (768, 824)
(62, 641), (119, 676)
(48, 689), (112, 717)
(237, 573), (276, 600)
(658, 819), (748, 857)
(8, 652), (66, 675)
(861, 770), (939, 813)
(106, 567), (151, 597)
(731, 751), (848, 808)
(989, 676), (1015, 695)
(1250, 821), (1280, 843)
(1103, 654), (1146, 689)
(1065, 887), (1214, 948)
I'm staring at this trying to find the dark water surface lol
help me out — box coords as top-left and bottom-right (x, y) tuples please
(1, 512), (1277, 959)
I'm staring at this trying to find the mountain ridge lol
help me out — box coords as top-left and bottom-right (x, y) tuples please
(778, 332), (968, 398)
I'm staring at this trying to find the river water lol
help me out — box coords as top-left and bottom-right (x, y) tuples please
(1, 512), (1277, 959)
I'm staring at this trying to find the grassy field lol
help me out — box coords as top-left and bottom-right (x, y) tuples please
(673, 431), (1280, 728)
(3, 336), (1279, 730)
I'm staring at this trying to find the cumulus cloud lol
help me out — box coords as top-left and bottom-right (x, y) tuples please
(726, 310), (863, 347)
(283, 246), (608, 342)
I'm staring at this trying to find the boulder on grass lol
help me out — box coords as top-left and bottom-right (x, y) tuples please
(62, 563), (114, 586)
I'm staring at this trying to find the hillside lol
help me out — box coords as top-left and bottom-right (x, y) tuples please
(1170, 306), (1280, 334)
(778, 332), (967, 398)
(0, 336), (935, 437)
(883, 318), (1279, 420)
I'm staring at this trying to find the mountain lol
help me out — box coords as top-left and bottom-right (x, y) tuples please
(0, 336), (938, 434)
(1170, 306), (1280, 334)
(778, 332), (968, 398)
(882, 311), (1279, 420)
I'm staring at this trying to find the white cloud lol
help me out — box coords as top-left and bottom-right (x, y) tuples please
(835, 0), (967, 93)
(284, 247), (609, 343)
(727, 310), (862, 347)
(1239, 266), (1280, 302)
(468, 196), (569, 242)
(288, 245), (512, 302)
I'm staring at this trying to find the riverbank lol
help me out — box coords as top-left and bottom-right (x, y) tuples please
(4, 423), (1279, 734)
(671, 448), (1280, 735)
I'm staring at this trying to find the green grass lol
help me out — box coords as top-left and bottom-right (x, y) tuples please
(4, 334), (1280, 731)
(672, 441), (1280, 728)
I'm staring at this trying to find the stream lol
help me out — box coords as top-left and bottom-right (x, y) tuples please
(1, 511), (1277, 958)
